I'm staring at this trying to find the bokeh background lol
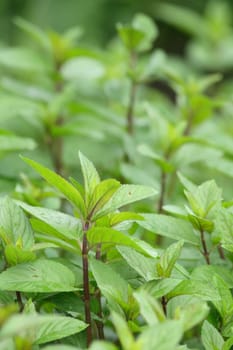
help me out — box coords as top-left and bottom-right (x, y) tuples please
(0, 0), (232, 51)
(0, 0), (233, 201)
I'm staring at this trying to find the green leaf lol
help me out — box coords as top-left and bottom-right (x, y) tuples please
(90, 259), (129, 305)
(191, 264), (233, 289)
(4, 245), (36, 266)
(139, 214), (199, 245)
(0, 314), (42, 340)
(121, 163), (159, 190)
(157, 240), (184, 278)
(69, 176), (85, 197)
(175, 144), (223, 169)
(61, 57), (105, 81)
(167, 279), (220, 301)
(223, 337), (233, 350)
(211, 275), (233, 322)
(79, 151), (100, 205)
(43, 346), (81, 350)
(0, 197), (34, 249)
(0, 291), (14, 305)
(0, 314), (86, 344)
(0, 259), (76, 292)
(187, 213), (214, 233)
(118, 13), (158, 53)
(110, 212), (143, 227)
(53, 123), (104, 140)
(89, 341), (119, 350)
(193, 72), (219, 93)
(111, 311), (134, 350)
(31, 219), (80, 253)
(163, 205), (187, 219)
(17, 201), (82, 240)
(175, 346), (191, 350)
(156, 3), (206, 38)
(137, 320), (183, 350)
(0, 135), (36, 153)
(45, 292), (84, 314)
(87, 227), (146, 253)
(0, 47), (51, 74)
(117, 25), (145, 51)
(207, 157), (233, 179)
(94, 185), (157, 220)
(143, 278), (182, 299)
(0, 78), (50, 102)
(14, 17), (51, 53)
(167, 296), (209, 331)
(132, 13), (158, 51)
(63, 25), (83, 43)
(191, 265), (233, 313)
(134, 289), (165, 325)
(192, 95), (218, 124)
(142, 49), (166, 79)
(34, 315), (87, 344)
(177, 172), (197, 193)
(48, 85), (77, 119)
(201, 320), (224, 350)
(21, 156), (86, 217)
(185, 180), (222, 219)
(88, 179), (120, 217)
(0, 95), (43, 121)
(213, 208), (233, 251)
(31, 242), (59, 251)
(117, 246), (157, 281)
(138, 144), (174, 172)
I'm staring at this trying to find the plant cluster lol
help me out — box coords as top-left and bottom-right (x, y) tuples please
(0, 3), (233, 350)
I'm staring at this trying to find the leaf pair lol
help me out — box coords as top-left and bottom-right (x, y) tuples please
(117, 13), (158, 53)
(21, 152), (157, 224)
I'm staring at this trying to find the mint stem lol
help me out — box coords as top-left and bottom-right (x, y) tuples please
(200, 227), (210, 264)
(82, 223), (92, 346)
(95, 243), (105, 340)
(161, 296), (167, 315)
(126, 81), (137, 135)
(16, 291), (24, 312)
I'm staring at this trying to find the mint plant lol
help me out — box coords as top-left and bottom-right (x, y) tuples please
(0, 8), (232, 350)
(117, 13), (158, 136)
(18, 152), (156, 346)
(0, 152), (232, 349)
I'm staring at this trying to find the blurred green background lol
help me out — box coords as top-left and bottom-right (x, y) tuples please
(1, 0), (232, 52)
(0, 0), (232, 201)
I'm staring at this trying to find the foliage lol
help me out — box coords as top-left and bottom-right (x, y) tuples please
(0, 5), (233, 350)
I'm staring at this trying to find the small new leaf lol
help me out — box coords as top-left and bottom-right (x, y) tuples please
(87, 179), (120, 219)
(79, 151), (100, 206)
(87, 227), (145, 253)
(157, 240), (184, 278)
(94, 184), (157, 220)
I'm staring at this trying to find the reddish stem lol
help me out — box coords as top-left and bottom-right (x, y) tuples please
(16, 291), (24, 312)
(95, 243), (105, 340)
(200, 227), (210, 264)
(82, 224), (92, 346)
